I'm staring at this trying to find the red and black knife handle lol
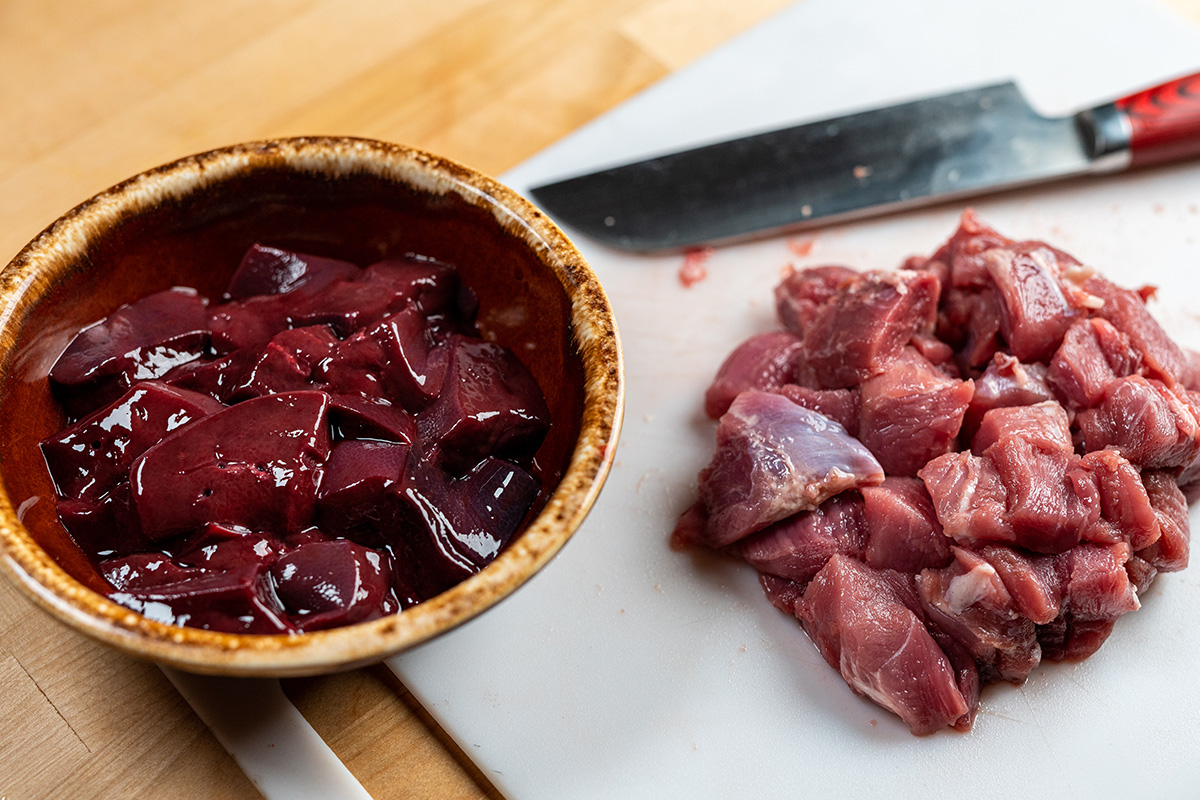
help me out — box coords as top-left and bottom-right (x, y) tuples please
(1080, 71), (1200, 168)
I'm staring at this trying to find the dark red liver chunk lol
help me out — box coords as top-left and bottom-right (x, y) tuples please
(40, 244), (550, 635)
(50, 288), (209, 417)
(676, 211), (1197, 736)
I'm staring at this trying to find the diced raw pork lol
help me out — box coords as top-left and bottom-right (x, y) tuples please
(774, 265), (858, 336)
(916, 547), (1040, 683)
(861, 477), (951, 573)
(737, 492), (867, 587)
(799, 555), (973, 735)
(1077, 376), (1200, 468)
(1047, 317), (1141, 409)
(971, 401), (1072, 456)
(770, 385), (860, 436)
(803, 269), (940, 388)
(964, 353), (1056, 435)
(858, 349), (973, 477)
(704, 331), (808, 419)
(682, 392), (883, 548)
(983, 243), (1084, 363)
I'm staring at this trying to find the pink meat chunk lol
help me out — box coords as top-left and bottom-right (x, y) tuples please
(931, 209), (1014, 289)
(1047, 317), (1141, 409)
(937, 285), (1004, 369)
(971, 401), (1072, 456)
(736, 492), (867, 586)
(1077, 376), (1200, 468)
(130, 391), (331, 541)
(1139, 470), (1190, 573)
(1075, 449), (1160, 550)
(861, 477), (952, 573)
(774, 265), (858, 336)
(704, 331), (808, 419)
(917, 547), (1040, 683)
(803, 269), (940, 388)
(858, 349), (973, 477)
(50, 288), (209, 417)
(686, 392), (883, 548)
(1038, 615), (1116, 662)
(799, 555), (973, 735)
(988, 435), (1094, 554)
(964, 353), (1056, 436)
(983, 242), (1085, 363)
(1064, 542), (1140, 622)
(979, 545), (1067, 625)
(1086, 275), (1188, 387)
(759, 572), (806, 615)
(920, 451), (1015, 546)
(770, 385), (860, 436)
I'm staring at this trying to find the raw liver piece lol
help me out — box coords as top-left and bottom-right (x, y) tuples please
(102, 553), (292, 634)
(704, 331), (808, 419)
(774, 265), (857, 336)
(1047, 317), (1141, 409)
(318, 306), (446, 411)
(359, 256), (478, 324)
(861, 477), (951, 573)
(226, 245), (359, 300)
(1076, 376), (1200, 468)
(227, 326), (340, 401)
(857, 348), (973, 477)
(736, 492), (867, 587)
(207, 294), (292, 355)
(272, 540), (399, 631)
(130, 391), (331, 541)
(50, 288), (209, 417)
(418, 336), (550, 470)
(971, 401), (1072, 456)
(41, 381), (223, 503)
(288, 279), (406, 338)
(802, 269), (939, 388)
(770, 385), (860, 436)
(689, 392), (883, 548)
(317, 440), (408, 540)
(799, 555), (972, 735)
(394, 457), (540, 598)
(328, 395), (416, 444)
(916, 547), (1040, 683)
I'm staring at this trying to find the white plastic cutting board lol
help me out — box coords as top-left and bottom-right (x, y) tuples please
(389, 1), (1200, 797)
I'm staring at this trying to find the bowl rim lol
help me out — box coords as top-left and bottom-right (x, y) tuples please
(0, 136), (624, 676)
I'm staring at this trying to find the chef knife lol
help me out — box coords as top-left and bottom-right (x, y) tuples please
(529, 71), (1200, 251)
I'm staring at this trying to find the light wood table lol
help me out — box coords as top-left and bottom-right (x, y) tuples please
(1, 1), (1198, 797)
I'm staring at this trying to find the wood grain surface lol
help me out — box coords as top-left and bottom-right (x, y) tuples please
(2, 1), (1199, 798)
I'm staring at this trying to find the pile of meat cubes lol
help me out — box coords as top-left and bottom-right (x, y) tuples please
(675, 211), (1194, 734)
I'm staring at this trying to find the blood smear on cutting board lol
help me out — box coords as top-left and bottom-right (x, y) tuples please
(787, 237), (816, 257)
(678, 248), (712, 288)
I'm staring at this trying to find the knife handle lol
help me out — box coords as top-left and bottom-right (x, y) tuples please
(1112, 71), (1200, 168)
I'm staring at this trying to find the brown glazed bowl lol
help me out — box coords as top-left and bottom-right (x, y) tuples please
(0, 137), (623, 676)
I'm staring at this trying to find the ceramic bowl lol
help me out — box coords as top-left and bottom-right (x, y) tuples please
(0, 137), (623, 676)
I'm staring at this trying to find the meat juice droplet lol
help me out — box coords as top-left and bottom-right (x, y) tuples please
(678, 248), (713, 288)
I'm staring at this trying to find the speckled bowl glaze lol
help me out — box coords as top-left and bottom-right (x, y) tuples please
(0, 137), (623, 676)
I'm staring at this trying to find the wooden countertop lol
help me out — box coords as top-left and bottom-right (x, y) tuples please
(2, 1), (1198, 797)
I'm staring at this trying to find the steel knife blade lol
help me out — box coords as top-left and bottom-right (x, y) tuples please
(530, 71), (1200, 252)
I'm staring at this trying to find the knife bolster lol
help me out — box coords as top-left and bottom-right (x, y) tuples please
(1075, 103), (1132, 171)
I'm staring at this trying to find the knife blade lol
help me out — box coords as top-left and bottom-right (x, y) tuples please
(530, 71), (1200, 252)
